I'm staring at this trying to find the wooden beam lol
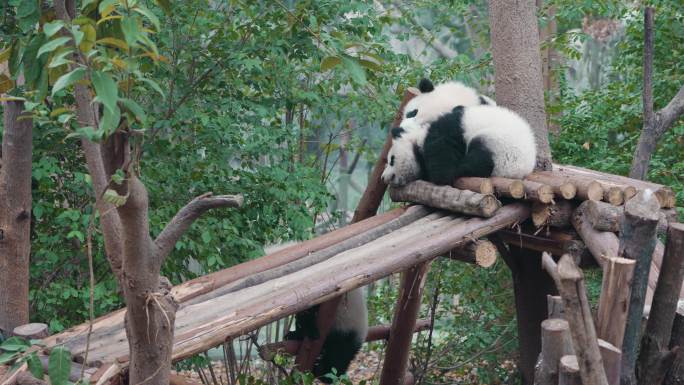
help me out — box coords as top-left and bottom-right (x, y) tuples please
(446, 239), (498, 268)
(379, 262), (430, 385)
(596, 256), (636, 349)
(389, 181), (501, 217)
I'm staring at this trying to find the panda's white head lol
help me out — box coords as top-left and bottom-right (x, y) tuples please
(381, 79), (494, 186)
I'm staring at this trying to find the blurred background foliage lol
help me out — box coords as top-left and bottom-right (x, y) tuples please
(1, 0), (683, 383)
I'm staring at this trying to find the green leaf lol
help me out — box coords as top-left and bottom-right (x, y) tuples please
(0, 74), (13, 93)
(320, 56), (341, 72)
(66, 126), (102, 142)
(96, 38), (129, 50)
(98, 103), (121, 135)
(23, 34), (46, 88)
(111, 169), (125, 185)
(0, 352), (18, 365)
(27, 352), (44, 379)
(51, 67), (86, 97)
(79, 24), (97, 53)
(43, 21), (65, 38)
(133, 5), (160, 31)
(1, 337), (31, 352)
(37, 37), (71, 58)
(48, 346), (71, 385)
(90, 71), (118, 113)
(98, 0), (118, 18)
(71, 26), (85, 47)
(48, 49), (74, 68)
(341, 57), (366, 85)
(357, 58), (381, 72)
(15, 0), (40, 32)
(121, 16), (141, 48)
(138, 77), (165, 99)
(119, 97), (147, 124)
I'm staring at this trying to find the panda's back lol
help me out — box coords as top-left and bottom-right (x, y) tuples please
(461, 105), (537, 179)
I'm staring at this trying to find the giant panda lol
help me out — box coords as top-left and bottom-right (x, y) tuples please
(381, 79), (536, 186)
(285, 288), (368, 382)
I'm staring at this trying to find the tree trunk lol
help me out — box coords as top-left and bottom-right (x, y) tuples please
(488, 0), (551, 170)
(0, 100), (32, 334)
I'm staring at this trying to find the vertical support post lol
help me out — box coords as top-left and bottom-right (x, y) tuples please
(379, 262), (431, 385)
(508, 246), (558, 384)
(295, 88), (419, 372)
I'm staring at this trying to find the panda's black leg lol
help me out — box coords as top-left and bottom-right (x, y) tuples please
(457, 137), (495, 178)
(285, 305), (321, 340)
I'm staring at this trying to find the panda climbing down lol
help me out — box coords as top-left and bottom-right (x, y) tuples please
(285, 288), (368, 382)
(381, 78), (536, 186)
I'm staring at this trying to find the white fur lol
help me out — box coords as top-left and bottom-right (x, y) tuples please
(382, 81), (496, 185)
(334, 288), (368, 340)
(461, 105), (537, 179)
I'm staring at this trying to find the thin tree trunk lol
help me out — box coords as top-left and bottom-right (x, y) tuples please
(0, 100), (33, 334)
(488, 0), (551, 170)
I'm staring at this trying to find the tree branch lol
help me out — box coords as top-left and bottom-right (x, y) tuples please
(154, 193), (244, 259)
(655, 85), (684, 137)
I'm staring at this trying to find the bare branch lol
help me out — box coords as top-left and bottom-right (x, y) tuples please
(154, 193), (244, 259)
(655, 85), (684, 137)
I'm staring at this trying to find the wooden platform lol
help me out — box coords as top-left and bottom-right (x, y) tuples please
(42, 204), (529, 374)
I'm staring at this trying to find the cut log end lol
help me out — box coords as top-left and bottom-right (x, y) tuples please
(560, 182), (578, 200)
(559, 355), (581, 385)
(586, 181), (604, 201)
(447, 240), (498, 268)
(604, 186), (625, 206)
(12, 323), (49, 339)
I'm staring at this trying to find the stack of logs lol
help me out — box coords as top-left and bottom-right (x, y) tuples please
(389, 164), (683, 385)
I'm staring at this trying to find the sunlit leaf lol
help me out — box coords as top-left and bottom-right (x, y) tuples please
(97, 15), (123, 25)
(49, 107), (70, 118)
(71, 26), (84, 46)
(51, 67), (86, 97)
(43, 20), (65, 38)
(96, 38), (129, 51)
(98, 0), (119, 18)
(79, 24), (97, 53)
(0, 74), (14, 93)
(320, 56), (341, 72)
(0, 47), (10, 63)
(37, 37), (71, 58)
(91, 71), (119, 113)
(48, 346), (71, 385)
(357, 58), (381, 72)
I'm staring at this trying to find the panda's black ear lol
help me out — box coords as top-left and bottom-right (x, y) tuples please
(418, 78), (434, 93)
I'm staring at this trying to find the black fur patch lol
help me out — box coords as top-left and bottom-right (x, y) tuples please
(285, 306), (320, 341)
(420, 106), (468, 185)
(459, 136), (495, 177)
(413, 143), (426, 180)
(479, 96), (490, 105)
(418, 78), (434, 93)
(389, 155), (395, 166)
(391, 127), (405, 138)
(313, 330), (363, 383)
(406, 109), (418, 118)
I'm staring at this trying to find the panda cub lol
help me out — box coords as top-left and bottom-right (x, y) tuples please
(285, 288), (368, 382)
(381, 79), (536, 186)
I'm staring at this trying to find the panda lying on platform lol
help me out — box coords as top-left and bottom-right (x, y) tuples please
(284, 79), (500, 382)
(381, 79), (536, 186)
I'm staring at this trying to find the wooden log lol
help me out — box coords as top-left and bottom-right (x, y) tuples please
(14, 372), (46, 385)
(637, 223), (684, 385)
(524, 180), (555, 204)
(389, 180), (501, 217)
(379, 261), (430, 385)
(352, 87), (418, 222)
(185, 206), (433, 305)
(603, 186), (625, 206)
(12, 324), (48, 339)
(525, 171), (577, 200)
(665, 306), (684, 385)
(453, 177), (495, 195)
(597, 256), (636, 349)
(532, 201), (574, 228)
(559, 355), (582, 385)
(542, 253), (609, 385)
(488, 176), (525, 199)
(446, 239), (498, 268)
(619, 191), (661, 385)
(259, 319), (431, 358)
(498, 229), (588, 260)
(571, 203), (619, 266)
(548, 295), (565, 319)
(534, 318), (574, 385)
(582, 200), (671, 235)
(599, 339), (621, 385)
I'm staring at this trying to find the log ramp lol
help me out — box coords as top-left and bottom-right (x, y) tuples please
(11, 164), (680, 385)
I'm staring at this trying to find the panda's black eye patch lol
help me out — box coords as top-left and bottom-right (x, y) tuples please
(406, 109), (418, 118)
(391, 127), (405, 138)
(390, 155), (395, 166)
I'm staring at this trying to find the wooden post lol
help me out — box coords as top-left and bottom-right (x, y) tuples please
(548, 295), (565, 319)
(619, 191), (660, 385)
(506, 245), (558, 384)
(296, 88), (418, 372)
(637, 223), (684, 385)
(665, 306), (684, 385)
(379, 262), (430, 385)
(543, 253), (609, 385)
(534, 318), (574, 385)
(599, 339), (622, 385)
(559, 355), (582, 385)
(597, 257), (636, 348)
